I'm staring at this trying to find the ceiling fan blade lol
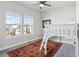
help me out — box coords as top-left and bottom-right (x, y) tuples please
(40, 1), (47, 4)
(43, 1), (47, 4)
(44, 4), (52, 7)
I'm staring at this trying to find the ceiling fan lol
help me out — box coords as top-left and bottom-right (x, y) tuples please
(33, 1), (52, 9)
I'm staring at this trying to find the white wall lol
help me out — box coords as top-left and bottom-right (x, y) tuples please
(41, 3), (76, 24)
(0, 6), (5, 38)
(0, 1), (41, 50)
(76, 1), (79, 23)
(0, 1), (41, 37)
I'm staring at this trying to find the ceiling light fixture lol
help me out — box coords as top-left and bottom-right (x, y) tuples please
(39, 4), (44, 7)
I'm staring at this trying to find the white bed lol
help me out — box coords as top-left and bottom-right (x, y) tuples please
(40, 24), (79, 57)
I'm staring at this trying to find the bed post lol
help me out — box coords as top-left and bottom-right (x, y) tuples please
(75, 24), (78, 57)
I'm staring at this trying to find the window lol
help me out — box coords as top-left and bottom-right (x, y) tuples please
(23, 16), (33, 34)
(6, 11), (21, 36)
(5, 11), (33, 37)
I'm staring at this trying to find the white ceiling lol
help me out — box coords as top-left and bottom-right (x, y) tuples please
(16, 1), (75, 12)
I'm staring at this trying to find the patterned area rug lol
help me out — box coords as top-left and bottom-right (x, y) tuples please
(7, 40), (62, 57)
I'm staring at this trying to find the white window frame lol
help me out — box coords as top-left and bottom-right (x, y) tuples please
(5, 11), (33, 38)
(22, 15), (33, 35)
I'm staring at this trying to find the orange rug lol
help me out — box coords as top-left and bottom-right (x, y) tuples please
(7, 40), (62, 57)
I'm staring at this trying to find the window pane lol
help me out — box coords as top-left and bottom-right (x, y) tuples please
(6, 11), (21, 36)
(6, 11), (20, 24)
(23, 16), (32, 34)
(24, 16), (32, 25)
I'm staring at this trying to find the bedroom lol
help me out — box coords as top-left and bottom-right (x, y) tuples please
(0, 1), (79, 57)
